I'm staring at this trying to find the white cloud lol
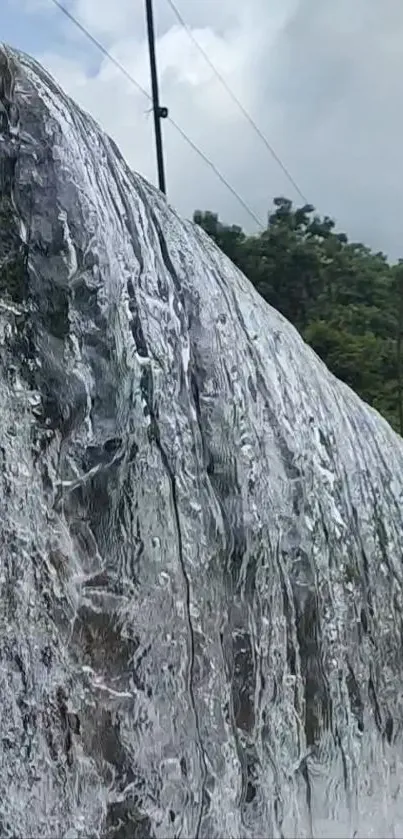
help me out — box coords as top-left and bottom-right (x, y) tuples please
(70, 0), (137, 40)
(26, 0), (403, 258)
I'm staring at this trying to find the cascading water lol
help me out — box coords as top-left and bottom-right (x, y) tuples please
(1, 43), (403, 839)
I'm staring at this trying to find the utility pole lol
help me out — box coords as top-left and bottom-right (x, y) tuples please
(145, 0), (168, 194)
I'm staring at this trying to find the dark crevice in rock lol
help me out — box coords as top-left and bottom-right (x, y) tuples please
(105, 799), (153, 839)
(368, 670), (383, 734)
(296, 591), (332, 747)
(231, 629), (255, 735)
(127, 278), (148, 357)
(154, 432), (209, 837)
(346, 662), (364, 733)
(123, 265), (209, 835)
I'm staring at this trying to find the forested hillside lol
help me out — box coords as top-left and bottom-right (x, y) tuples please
(194, 198), (403, 434)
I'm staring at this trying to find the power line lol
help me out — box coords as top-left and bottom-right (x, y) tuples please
(47, 0), (265, 228)
(164, 0), (309, 205)
(167, 115), (263, 226)
(49, 0), (150, 99)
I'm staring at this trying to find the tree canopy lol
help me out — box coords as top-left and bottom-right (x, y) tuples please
(194, 199), (403, 435)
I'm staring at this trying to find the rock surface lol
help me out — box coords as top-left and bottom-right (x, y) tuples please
(1, 44), (403, 838)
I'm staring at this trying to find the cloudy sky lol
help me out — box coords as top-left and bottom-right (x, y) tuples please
(4, 0), (403, 259)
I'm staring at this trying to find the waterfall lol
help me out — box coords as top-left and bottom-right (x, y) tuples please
(1, 44), (403, 838)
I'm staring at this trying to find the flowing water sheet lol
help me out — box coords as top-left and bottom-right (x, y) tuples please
(1, 44), (403, 838)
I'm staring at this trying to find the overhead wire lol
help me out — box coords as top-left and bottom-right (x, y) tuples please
(163, 0), (309, 205)
(48, 0), (265, 228)
(49, 0), (150, 99)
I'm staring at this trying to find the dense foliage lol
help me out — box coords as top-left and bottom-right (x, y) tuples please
(194, 198), (403, 435)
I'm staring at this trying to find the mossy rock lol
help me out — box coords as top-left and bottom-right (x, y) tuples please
(344, 562), (360, 584)
(0, 252), (28, 304)
(0, 196), (28, 304)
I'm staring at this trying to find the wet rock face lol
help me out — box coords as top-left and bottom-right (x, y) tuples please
(1, 43), (403, 839)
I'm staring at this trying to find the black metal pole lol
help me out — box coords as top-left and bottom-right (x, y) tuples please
(145, 0), (168, 194)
